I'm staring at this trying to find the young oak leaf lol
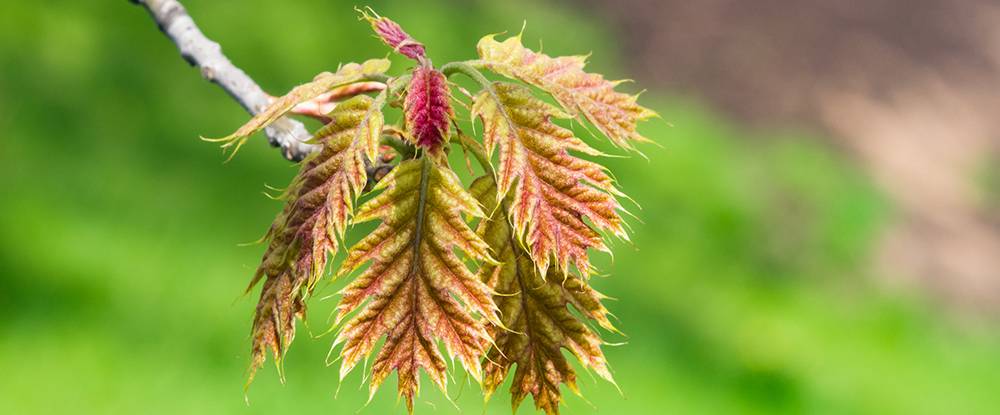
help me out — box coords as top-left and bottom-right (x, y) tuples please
(475, 34), (656, 151)
(471, 82), (626, 276)
(332, 158), (500, 412)
(470, 176), (616, 415)
(404, 66), (453, 155)
(247, 94), (386, 383)
(359, 7), (427, 61)
(248, 269), (303, 385)
(204, 58), (390, 156)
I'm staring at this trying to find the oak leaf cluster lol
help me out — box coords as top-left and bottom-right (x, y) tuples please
(209, 8), (655, 414)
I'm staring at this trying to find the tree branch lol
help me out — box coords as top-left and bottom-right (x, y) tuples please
(132, 0), (316, 161)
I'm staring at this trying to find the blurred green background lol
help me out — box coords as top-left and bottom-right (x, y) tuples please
(3, 1), (1000, 414)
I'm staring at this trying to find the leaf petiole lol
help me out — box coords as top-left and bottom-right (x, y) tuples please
(440, 61), (492, 89)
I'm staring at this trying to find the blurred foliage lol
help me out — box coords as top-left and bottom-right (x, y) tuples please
(2, 1), (1000, 414)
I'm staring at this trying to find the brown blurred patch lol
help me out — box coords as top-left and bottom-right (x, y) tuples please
(576, 0), (1000, 309)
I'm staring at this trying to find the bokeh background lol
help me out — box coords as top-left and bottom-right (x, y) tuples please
(3, 1), (1000, 414)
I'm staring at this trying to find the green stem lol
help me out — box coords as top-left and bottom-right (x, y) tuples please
(463, 60), (487, 70)
(440, 61), (493, 90)
(441, 61), (506, 175)
(386, 74), (412, 102)
(443, 61), (519, 177)
(363, 73), (391, 84)
(381, 134), (415, 159)
(456, 132), (492, 175)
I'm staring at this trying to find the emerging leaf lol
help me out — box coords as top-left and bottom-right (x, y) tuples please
(476, 34), (656, 151)
(332, 159), (499, 412)
(471, 176), (616, 415)
(405, 66), (453, 155)
(472, 82), (626, 276)
(248, 94), (386, 382)
(248, 270), (303, 384)
(359, 7), (427, 61)
(209, 9), (658, 413)
(205, 58), (390, 155)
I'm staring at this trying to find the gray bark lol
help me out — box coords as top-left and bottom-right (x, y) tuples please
(132, 0), (317, 161)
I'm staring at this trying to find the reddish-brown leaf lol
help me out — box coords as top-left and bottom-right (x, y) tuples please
(476, 34), (655, 151)
(247, 94), (385, 382)
(204, 59), (390, 156)
(472, 81), (626, 276)
(471, 176), (616, 415)
(332, 158), (498, 412)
